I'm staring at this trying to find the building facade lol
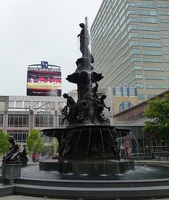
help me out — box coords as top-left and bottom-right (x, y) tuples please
(113, 89), (169, 158)
(0, 95), (67, 145)
(0, 89), (168, 158)
(91, 0), (169, 102)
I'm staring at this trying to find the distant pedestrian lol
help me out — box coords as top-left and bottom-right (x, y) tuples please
(32, 152), (36, 163)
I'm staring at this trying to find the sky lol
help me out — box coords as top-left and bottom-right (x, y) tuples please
(0, 0), (103, 96)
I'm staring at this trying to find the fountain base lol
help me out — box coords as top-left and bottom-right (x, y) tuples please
(39, 159), (134, 175)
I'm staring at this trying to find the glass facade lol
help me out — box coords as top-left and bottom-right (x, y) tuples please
(91, 0), (169, 102)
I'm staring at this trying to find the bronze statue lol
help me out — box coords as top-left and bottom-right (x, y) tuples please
(60, 106), (68, 124)
(77, 23), (94, 63)
(98, 94), (110, 112)
(96, 94), (110, 124)
(63, 93), (78, 124)
(2, 136), (20, 164)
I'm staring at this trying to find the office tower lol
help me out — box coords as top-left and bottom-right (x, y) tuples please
(91, 0), (169, 102)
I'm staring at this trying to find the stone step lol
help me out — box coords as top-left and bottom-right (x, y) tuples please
(15, 177), (169, 188)
(12, 183), (169, 199)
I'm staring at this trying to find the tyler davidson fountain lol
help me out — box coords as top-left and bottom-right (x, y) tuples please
(2, 20), (169, 200)
(40, 19), (134, 176)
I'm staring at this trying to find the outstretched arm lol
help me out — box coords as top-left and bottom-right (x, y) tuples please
(102, 101), (110, 111)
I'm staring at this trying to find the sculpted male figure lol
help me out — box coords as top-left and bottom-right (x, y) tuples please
(63, 93), (78, 124)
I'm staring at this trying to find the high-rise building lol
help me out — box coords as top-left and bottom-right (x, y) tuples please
(91, 0), (169, 102)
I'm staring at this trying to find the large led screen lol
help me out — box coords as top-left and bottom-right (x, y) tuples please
(27, 64), (61, 96)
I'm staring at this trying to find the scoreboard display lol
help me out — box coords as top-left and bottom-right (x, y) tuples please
(27, 62), (61, 96)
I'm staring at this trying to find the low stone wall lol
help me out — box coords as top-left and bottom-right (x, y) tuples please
(154, 152), (169, 161)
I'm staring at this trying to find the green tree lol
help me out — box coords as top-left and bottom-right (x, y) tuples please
(26, 129), (44, 155)
(0, 131), (10, 155)
(48, 138), (59, 156)
(142, 94), (169, 140)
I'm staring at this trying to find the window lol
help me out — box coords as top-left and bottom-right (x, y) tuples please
(142, 50), (162, 56)
(160, 19), (169, 23)
(140, 34), (160, 39)
(114, 87), (137, 97)
(146, 85), (167, 89)
(7, 130), (28, 143)
(138, 10), (157, 16)
(137, 2), (156, 8)
(8, 115), (29, 127)
(141, 42), (161, 47)
(158, 4), (169, 8)
(128, 32), (138, 39)
(140, 26), (159, 31)
(23, 101), (30, 110)
(33, 101), (40, 109)
(159, 11), (169, 15)
(128, 10), (136, 15)
(0, 101), (5, 110)
(133, 74), (143, 80)
(129, 40), (139, 48)
(132, 66), (142, 71)
(16, 101), (23, 109)
(122, 39), (128, 48)
(147, 94), (155, 99)
(0, 114), (3, 127)
(121, 23), (126, 33)
(130, 49), (140, 56)
(138, 94), (145, 100)
(161, 27), (169, 31)
(123, 47), (129, 55)
(9, 101), (14, 109)
(162, 35), (169, 39)
(138, 17), (158, 23)
(144, 67), (164, 71)
(58, 115), (68, 127)
(119, 101), (133, 112)
(143, 58), (163, 63)
(127, 18), (137, 24)
(145, 76), (165, 80)
(131, 57), (141, 63)
(128, 24), (138, 32)
(34, 114), (54, 127)
(128, 2), (135, 7)
(134, 84), (144, 88)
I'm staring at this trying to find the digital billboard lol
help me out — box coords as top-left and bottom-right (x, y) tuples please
(27, 62), (61, 96)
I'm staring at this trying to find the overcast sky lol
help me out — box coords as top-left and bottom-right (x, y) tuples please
(0, 0), (103, 96)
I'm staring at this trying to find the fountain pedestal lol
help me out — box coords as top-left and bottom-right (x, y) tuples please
(40, 158), (134, 175)
(2, 163), (22, 184)
(62, 159), (134, 175)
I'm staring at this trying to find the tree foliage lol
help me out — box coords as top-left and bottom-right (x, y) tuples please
(142, 94), (169, 140)
(0, 131), (10, 155)
(26, 129), (44, 155)
(47, 138), (59, 156)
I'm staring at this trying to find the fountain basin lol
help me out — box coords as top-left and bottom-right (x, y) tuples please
(2, 162), (169, 199)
